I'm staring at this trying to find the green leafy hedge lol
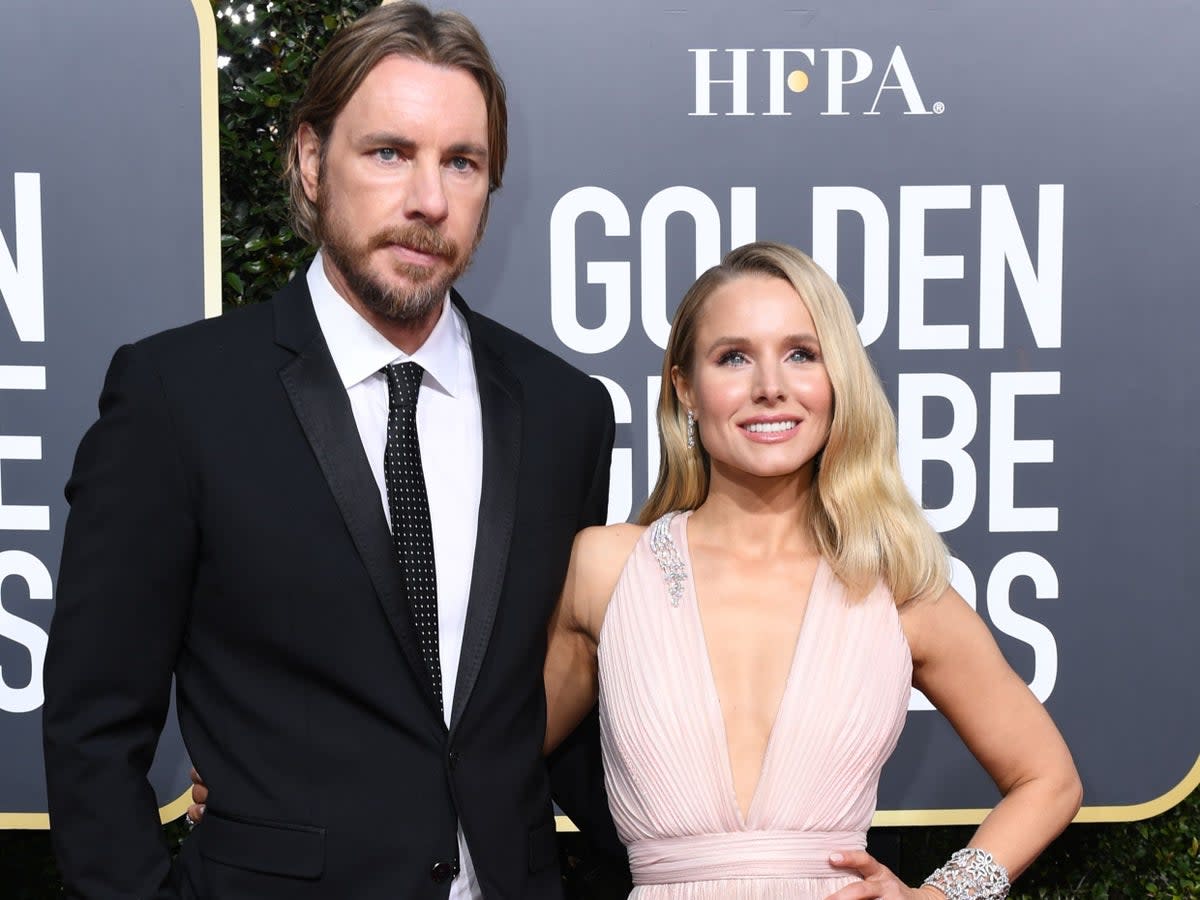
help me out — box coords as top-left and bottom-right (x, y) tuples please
(1, 2), (1194, 897)
(213, 0), (373, 305)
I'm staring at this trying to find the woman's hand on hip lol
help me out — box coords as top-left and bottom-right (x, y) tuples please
(823, 850), (945, 900)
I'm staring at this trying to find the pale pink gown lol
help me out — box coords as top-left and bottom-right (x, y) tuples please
(598, 511), (912, 899)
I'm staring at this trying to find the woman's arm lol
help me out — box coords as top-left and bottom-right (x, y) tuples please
(905, 587), (1083, 879)
(543, 524), (643, 755)
(826, 587), (1080, 899)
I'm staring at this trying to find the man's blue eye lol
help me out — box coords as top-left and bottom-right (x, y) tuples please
(377, 148), (397, 161)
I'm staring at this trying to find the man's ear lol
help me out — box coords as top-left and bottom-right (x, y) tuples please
(297, 123), (322, 204)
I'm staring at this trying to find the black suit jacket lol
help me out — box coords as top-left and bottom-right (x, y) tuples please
(42, 275), (616, 899)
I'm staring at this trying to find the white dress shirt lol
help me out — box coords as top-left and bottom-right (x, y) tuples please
(308, 252), (483, 900)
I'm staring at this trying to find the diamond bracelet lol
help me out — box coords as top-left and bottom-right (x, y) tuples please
(922, 847), (1011, 900)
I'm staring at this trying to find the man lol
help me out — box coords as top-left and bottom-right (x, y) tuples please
(42, 4), (615, 898)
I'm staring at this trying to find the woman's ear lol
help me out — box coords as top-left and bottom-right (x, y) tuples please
(671, 365), (695, 414)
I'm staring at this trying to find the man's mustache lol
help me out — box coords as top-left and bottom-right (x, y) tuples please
(369, 223), (458, 260)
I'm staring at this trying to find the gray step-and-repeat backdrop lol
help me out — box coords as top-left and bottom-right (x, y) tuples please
(449, 0), (1199, 825)
(0, 1), (218, 826)
(1, 0), (1196, 827)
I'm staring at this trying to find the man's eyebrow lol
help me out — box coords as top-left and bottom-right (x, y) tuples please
(447, 142), (489, 160)
(355, 133), (488, 160)
(357, 132), (417, 151)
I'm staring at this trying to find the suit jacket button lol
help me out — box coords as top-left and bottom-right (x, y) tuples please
(431, 861), (455, 883)
(448, 750), (460, 770)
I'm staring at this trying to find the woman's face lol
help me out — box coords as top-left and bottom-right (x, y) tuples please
(674, 273), (833, 483)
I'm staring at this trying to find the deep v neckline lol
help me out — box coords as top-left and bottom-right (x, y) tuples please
(675, 510), (825, 828)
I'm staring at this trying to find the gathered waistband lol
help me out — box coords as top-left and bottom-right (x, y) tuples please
(627, 830), (866, 884)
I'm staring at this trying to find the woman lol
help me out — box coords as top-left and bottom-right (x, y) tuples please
(541, 242), (1080, 898)
(190, 242), (1081, 898)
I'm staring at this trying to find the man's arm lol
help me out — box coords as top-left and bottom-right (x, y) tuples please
(547, 380), (628, 867)
(43, 343), (196, 899)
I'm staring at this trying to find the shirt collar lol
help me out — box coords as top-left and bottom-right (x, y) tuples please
(307, 249), (468, 396)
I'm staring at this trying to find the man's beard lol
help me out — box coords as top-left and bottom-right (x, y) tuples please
(318, 194), (482, 324)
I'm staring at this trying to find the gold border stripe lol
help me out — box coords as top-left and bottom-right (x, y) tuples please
(196, 0), (221, 319)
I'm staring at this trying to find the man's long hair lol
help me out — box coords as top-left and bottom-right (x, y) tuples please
(283, 2), (508, 245)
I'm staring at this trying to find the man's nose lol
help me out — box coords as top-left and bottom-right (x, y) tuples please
(404, 159), (449, 223)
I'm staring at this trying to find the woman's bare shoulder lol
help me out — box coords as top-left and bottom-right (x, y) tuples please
(572, 522), (646, 583)
(564, 523), (646, 637)
(898, 584), (983, 666)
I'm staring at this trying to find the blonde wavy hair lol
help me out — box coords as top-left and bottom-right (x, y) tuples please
(639, 241), (948, 606)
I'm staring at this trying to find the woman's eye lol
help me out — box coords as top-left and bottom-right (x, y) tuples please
(789, 347), (817, 363)
(717, 350), (747, 366)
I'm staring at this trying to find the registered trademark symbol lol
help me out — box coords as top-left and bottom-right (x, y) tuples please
(932, 101), (945, 115)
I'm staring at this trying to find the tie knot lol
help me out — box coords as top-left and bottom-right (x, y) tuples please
(384, 361), (424, 410)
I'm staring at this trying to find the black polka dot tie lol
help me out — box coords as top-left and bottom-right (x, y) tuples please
(383, 362), (442, 714)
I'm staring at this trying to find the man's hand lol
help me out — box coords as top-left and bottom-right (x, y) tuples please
(185, 767), (208, 826)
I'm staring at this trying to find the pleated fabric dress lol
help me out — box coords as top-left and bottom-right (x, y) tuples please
(598, 511), (913, 899)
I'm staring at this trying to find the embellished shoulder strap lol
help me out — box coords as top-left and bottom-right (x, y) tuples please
(648, 511), (688, 607)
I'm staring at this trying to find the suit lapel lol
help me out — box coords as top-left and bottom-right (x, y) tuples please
(450, 298), (521, 732)
(273, 279), (443, 721)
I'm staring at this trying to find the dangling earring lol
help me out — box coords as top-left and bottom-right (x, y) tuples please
(686, 409), (697, 449)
